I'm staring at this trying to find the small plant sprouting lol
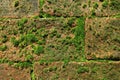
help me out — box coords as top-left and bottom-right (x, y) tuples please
(33, 45), (44, 55)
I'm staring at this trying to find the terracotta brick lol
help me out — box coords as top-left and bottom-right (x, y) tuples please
(0, 63), (30, 80)
(85, 18), (120, 60)
(0, 0), (39, 18)
(42, 0), (120, 17)
(34, 62), (120, 80)
(0, 18), (84, 62)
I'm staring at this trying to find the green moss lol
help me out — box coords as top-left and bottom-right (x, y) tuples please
(49, 66), (57, 71)
(56, 33), (61, 38)
(50, 29), (57, 38)
(91, 9), (96, 16)
(19, 34), (38, 47)
(10, 37), (19, 47)
(25, 54), (33, 61)
(0, 58), (9, 63)
(14, 0), (19, 7)
(75, 18), (85, 39)
(77, 67), (89, 73)
(110, 0), (120, 10)
(71, 17), (86, 61)
(39, 59), (53, 65)
(102, 78), (108, 80)
(11, 34), (38, 48)
(39, 12), (54, 18)
(33, 45), (44, 55)
(39, 0), (44, 8)
(88, 0), (91, 7)
(31, 70), (36, 80)
(113, 37), (120, 44)
(93, 3), (99, 9)
(91, 67), (99, 73)
(82, 4), (87, 9)
(37, 40), (46, 45)
(14, 62), (32, 69)
(1, 34), (8, 43)
(0, 26), (3, 30)
(102, 0), (109, 8)
(0, 45), (7, 51)
(67, 18), (75, 26)
(13, 30), (18, 35)
(0, 58), (14, 66)
(62, 59), (69, 67)
(17, 18), (28, 28)
(113, 14), (120, 18)
(73, 18), (85, 48)
(18, 40), (28, 48)
(51, 74), (59, 80)
(43, 66), (57, 73)
(22, 34), (38, 43)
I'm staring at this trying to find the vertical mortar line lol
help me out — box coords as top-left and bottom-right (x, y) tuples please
(30, 62), (36, 80)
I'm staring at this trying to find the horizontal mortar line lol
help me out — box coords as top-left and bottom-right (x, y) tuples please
(0, 16), (119, 20)
(1, 60), (120, 64)
(0, 17), (77, 21)
(87, 58), (120, 61)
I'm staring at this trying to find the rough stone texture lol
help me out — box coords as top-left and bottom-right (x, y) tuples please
(0, 63), (30, 80)
(42, 0), (120, 17)
(42, 0), (88, 17)
(34, 62), (120, 80)
(0, 0), (39, 18)
(0, 18), (84, 62)
(0, 0), (120, 79)
(85, 18), (120, 60)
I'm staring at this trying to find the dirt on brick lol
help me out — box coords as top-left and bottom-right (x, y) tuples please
(0, 0), (39, 18)
(34, 61), (120, 80)
(0, 63), (31, 80)
(85, 18), (120, 60)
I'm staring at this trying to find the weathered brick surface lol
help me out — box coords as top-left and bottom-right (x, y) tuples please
(0, 0), (120, 18)
(0, 0), (39, 18)
(85, 18), (120, 60)
(34, 62), (120, 80)
(0, 0), (119, 18)
(0, 63), (30, 80)
(0, 0), (120, 79)
(0, 18), (84, 61)
(42, 0), (120, 17)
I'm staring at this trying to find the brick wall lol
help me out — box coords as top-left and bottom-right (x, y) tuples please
(0, 0), (120, 80)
